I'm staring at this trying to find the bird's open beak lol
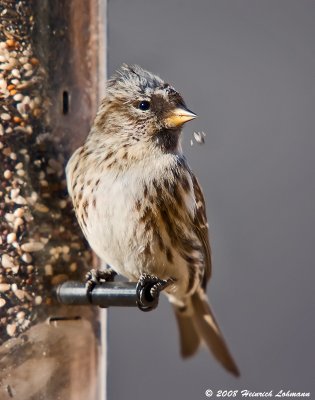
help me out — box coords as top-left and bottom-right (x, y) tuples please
(164, 106), (197, 128)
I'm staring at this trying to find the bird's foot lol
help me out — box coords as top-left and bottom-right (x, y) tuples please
(85, 267), (117, 303)
(136, 274), (174, 312)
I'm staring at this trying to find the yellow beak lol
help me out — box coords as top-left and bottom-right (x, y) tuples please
(164, 106), (197, 128)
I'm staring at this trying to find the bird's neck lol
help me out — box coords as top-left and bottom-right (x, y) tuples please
(82, 130), (184, 177)
(154, 128), (182, 153)
(85, 124), (183, 163)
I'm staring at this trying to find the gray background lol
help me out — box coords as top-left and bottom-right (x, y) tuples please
(107, 1), (315, 399)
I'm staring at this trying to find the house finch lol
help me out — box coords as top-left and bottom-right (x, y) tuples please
(66, 64), (239, 376)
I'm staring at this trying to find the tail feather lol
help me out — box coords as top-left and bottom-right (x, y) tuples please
(191, 289), (240, 376)
(174, 306), (200, 358)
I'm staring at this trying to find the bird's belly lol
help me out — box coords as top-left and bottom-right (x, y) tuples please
(84, 189), (137, 276)
(82, 176), (183, 284)
(81, 177), (190, 300)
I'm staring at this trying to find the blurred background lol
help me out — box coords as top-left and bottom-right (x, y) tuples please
(107, 1), (315, 398)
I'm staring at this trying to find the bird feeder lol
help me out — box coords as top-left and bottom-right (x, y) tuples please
(0, 1), (107, 399)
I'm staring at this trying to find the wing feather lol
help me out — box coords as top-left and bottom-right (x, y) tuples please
(191, 174), (212, 289)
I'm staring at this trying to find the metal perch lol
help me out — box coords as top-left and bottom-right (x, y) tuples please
(56, 280), (164, 311)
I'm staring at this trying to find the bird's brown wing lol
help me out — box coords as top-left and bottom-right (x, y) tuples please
(191, 174), (212, 289)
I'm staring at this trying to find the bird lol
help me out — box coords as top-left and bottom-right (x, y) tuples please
(66, 64), (239, 376)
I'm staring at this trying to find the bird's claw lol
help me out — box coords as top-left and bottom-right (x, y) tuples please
(136, 274), (173, 312)
(85, 267), (117, 303)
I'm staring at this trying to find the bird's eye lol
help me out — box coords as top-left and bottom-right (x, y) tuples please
(138, 100), (150, 111)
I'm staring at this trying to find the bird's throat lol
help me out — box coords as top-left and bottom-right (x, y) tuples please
(155, 128), (181, 153)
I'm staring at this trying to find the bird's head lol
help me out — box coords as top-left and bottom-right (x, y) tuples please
(92, 64), (196, 153)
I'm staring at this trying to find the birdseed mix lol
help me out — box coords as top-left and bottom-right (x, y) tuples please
(0, 0), (91, 345)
